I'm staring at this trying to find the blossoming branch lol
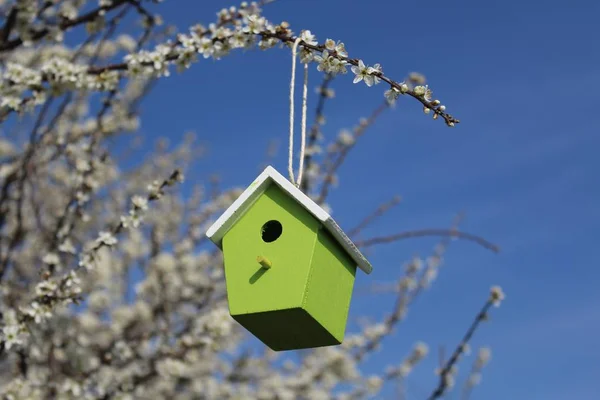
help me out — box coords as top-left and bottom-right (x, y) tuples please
(1, 1), (458, 126)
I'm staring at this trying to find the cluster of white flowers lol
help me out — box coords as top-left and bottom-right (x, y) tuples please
(120, 195), (149, 228)
(195, 307), (235, 339)
(21, 301), (53, 324)
(123, 3), (268, 78)
(33, 270), (82, 305)
(420, 243), (447, 288)
(42, 57), (119, 92)
(0, 59), (121, 113)
(395, 341), (429, 378)
(0, 62), (46, 111)
(384, 82), (409, 104)
(1, 323), (27, 350)
(464, 347), (492, 390)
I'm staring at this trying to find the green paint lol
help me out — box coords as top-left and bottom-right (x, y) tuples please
(222, 184), (358, 351)
(302, 228), (356, 343)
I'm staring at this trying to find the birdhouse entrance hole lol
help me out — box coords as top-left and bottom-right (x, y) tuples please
(261, 220), (283, 242)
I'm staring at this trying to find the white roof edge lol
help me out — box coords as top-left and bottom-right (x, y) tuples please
(206, 165), (373, 274)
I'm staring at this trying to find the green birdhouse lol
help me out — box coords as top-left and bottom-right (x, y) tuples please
(206, 166), (373, 351)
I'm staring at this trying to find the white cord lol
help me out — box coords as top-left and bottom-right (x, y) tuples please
(288, 37), (309, 188)
(296, 62), (308, 187)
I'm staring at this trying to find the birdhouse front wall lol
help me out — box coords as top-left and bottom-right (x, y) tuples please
(222, 184), (320, 316)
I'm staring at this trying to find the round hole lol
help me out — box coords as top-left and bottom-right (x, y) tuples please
(261, 220), (283, 243)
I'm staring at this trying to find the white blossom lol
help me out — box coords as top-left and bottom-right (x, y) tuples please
(301, 30), (318, 46)
(351, 60), (376, 86)
(385, 87), (401, 104)
(2, 324), (26, 350)
(97, 231), (118, 247)
(490, 285), (505, 306)
(314, 50), (348, 75)
(35, 280), (58, 297)
(243, 15), (266, 34)
(22, 302), (52, 324)
(324, 39), (348, 57)
(42, 252), (60, 265)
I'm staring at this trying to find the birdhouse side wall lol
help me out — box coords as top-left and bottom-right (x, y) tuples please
(222, 184), (320, 316)
(302, 227), (357, 343)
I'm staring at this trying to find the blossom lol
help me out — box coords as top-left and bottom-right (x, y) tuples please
(243, 15), (266, 34)
(363, 323), (388, 340)
(490, 285), (505, 306)
(324, 39), (348, 57)
(315, 50), (331, 72)
(365, 376), (383, 393)
(1, 96), (21, 110)
(22, 302), (52, 324)
(314, 50), (348, 75)
(337, 129), (355, 146)
(408, 71), (426, 84)
(468, 372), (482, 387)
(300, 30), (318, 46)
(64, 271), (81, 292)
(131, 195), (149, 210)
(197, 307), (234, 338)
(476, 347), (492, 367)
(58, 239), (76, 254)
(351, 60), (377, 86)
(414, 84), (433, 101)
(97, 231), (118, 246)
(35, 280), (58, 297)
(42, 252), (60, 265)
(78, 252), (94, 269)
(384, 87), (400, 104)
(367, 63), (382, 84)
(299, 47), (314, 63)
(1, 325), (25, 350)
(414, 85), (427, 96)
(121, 210), (143, 228)
(259, 37), (278, 50)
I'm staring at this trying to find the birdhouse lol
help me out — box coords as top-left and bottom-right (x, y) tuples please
(206, 166), (373, 351)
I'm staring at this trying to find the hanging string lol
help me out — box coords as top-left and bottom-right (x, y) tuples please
(296, 62), (308, 187)
(288, 37), (309, 188)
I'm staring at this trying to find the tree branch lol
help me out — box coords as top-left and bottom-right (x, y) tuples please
(317, 101), (389, 203)
(348, 195), (402, 238)
(427, 298), (495, 400)
(355, 228), (500, 253)
(0, 0), (130, 52)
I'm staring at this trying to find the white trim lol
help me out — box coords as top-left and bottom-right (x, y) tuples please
(206, 166), (373, 274)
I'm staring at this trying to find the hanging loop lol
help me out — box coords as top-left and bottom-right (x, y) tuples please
(288, 37), (309, 189)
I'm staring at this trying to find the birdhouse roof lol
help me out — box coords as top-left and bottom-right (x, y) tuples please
(206, 166), (373, 274)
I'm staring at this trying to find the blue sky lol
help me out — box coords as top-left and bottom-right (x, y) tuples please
(123, 0), (600, 398)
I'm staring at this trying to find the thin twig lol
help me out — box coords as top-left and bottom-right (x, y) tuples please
(354, 215), (466, 360)
(348, 195), (402, 238)
(355, 229), (500, 253)
(0, 8), (17, 43)
(261, 32), (459, 126)
(427, 299), (494, 400)
(300, 74), (334, 193)
(317, 101), (389, 203)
